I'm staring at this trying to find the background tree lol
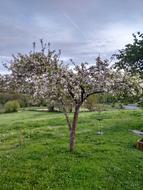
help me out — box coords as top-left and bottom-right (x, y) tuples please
(84, 94), (97, 111)
(113, 32), (143, 78)
(84, 93), (108, 111)
(109, 70), (142, 106)
(0, 74), (29, 107)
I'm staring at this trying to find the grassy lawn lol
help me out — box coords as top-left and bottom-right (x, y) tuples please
(0, 110), (143, 190)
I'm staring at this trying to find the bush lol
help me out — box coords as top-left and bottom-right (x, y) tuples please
(84, 94), (105, 111)
(84, 94), (97, 111)
(4, 100), (20, 113)
(0, 92), (30, 107)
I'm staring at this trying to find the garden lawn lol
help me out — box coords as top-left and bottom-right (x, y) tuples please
(0, 110), (143, 190)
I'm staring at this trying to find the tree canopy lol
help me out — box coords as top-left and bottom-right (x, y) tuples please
(114, 32), (143, 78)
(4, 41), (142, 152)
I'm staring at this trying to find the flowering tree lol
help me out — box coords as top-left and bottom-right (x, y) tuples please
(0, 74), (14, 93)
(8, 41), (142, 152)
(9, 42), (111, 151)
(109, 70), (142, 104)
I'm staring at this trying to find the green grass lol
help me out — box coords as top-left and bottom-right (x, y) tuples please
(0, 110), (143, 190)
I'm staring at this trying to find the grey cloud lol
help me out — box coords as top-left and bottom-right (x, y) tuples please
(0, 0), (143, 74)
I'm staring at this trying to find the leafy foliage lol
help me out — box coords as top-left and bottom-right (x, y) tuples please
(4, 100), (20, 113)
(84, 94), (107, 111)
(84, 94), (97, 111)
(0, 92), (29, 107)
(114, 32), (143, 77)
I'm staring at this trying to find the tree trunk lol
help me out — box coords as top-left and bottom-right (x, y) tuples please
(48, 105), (55, 112)
(69, 105), (80, 152)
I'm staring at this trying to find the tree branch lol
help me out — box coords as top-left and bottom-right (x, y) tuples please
(67, 86), (78, 104)
(61, 98), (72, 130)
(79, 85), (85, 103)
(84, 90), (104, 102)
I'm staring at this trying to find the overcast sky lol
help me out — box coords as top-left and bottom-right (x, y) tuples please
(0, 0), (143, 73)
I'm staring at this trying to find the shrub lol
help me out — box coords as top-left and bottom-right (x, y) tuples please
(84, 94), (97, 111)
(84, 94), (105, 111)
(4, 100), (20, 113)
(0, 92), (30, 107)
